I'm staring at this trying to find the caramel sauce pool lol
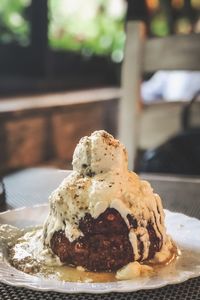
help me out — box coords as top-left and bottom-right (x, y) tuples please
(47, 247), (178, 283)
(9, 231), (178, 283)
(47, 266), (117, 283)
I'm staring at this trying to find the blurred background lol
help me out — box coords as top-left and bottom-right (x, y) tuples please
(0, 0), (200, 176)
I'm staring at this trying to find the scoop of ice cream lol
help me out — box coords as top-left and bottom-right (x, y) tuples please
(72, 130), (128, 176)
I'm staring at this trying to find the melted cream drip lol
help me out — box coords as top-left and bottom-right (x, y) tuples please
(43, 130), (173, 262)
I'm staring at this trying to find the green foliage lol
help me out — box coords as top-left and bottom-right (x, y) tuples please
(150, 13), (170, 37)
(48, 0), (126, 61)
(1, 0), (188, 61)
(0, 0), (30, 45)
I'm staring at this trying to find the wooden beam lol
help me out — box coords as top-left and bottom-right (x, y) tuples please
(144, 34), (200, 72)
(119, 21), (146, 170)
(0, 88), (120, 117)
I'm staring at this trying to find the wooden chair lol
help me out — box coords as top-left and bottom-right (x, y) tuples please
(119, 21), (200, 170)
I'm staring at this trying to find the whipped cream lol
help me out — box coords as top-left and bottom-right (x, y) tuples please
(43, 130), (173, 262)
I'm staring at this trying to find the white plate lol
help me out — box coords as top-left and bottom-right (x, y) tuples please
(0, 204), (200, 294)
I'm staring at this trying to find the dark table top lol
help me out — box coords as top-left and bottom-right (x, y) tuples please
(1, 167), (200, 300)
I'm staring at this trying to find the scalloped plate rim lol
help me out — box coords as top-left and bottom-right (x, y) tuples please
(0, 204), (200, 294)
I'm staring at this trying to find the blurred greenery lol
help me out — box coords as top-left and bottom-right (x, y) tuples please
(0, 0), (198, 61)
(0, 0), (30, 45)
(150, 13), (170, 36)
(48, 0), (126, 62)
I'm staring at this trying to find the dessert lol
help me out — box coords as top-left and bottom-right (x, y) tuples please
(42, 130), (174, 275)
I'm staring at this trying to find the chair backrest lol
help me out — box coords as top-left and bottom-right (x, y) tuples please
(119, 20), (200, 170)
